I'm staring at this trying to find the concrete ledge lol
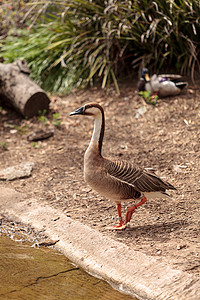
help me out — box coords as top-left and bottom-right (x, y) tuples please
(1, 187), (200, 299)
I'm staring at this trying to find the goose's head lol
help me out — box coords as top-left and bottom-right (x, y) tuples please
(69, 103), (104, 117)
(141, 68), (150, 82)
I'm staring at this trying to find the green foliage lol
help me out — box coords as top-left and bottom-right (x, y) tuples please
(52, 113), (62, 127)
(38, 109), (48, 124)
(139, 91), (158, 106)
(32, 141), (42, 149)
(0, 1), (25, 36)
(14, 125), (29, 135)
(32, 142), (38, 149)
(2, 123), (29, 134)
(1, 141), (7, 151)
(38, 109), (47, 116)
(38, 115), (48, 125)
(1, 0), (200, 93)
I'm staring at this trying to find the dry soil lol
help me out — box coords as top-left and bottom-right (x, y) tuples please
(0, 80), (199, 276)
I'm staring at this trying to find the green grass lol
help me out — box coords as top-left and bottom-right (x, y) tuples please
(1, 141), (7, 151)
(52, 113), (62, 127)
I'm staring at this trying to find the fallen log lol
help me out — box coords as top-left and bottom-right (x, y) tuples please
(0, 59), (50, 117)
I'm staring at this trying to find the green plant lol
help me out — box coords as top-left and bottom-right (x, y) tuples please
(32, 141), (43, 149)
(32, 142), (37, 149)
(14, 124), (29, 135)
(52, 113), (62, 127)
(38, 109), (48, 124)
(38, 115), (47, 125)
(1, 141), (7, 150)
(1, 1), (200, 94)
(38, 109), (47, 116)
(32, 141), (42, 149)
(139, 91), (158, 106)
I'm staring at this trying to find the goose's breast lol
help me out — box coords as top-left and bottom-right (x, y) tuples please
(84, 151), (139, 201)
(84, 164), (115, 198)
(84, 151), (106, 190)
(84, 164), (139, 201)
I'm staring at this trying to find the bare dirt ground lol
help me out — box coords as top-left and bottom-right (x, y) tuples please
(0, 80), (200, 276)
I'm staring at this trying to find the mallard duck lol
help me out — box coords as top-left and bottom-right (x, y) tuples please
(69, 103), (176, 230)
(138, 68), (188, 97)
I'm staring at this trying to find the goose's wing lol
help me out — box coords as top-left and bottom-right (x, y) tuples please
(106, 159), (176, 193)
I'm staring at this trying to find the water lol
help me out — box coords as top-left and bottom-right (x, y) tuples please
(0, 235), (137, 300)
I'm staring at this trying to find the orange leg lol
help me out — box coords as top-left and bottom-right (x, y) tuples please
(107, 203), (126, 230)
(124, 196), (147, 224)
(116, 203), (123, 226)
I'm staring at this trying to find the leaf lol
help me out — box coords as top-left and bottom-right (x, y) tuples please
(110, 69), (120, 95)
(102, 65), (110, 89)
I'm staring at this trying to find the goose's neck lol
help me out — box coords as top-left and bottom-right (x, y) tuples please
(88, 111), (105, 156)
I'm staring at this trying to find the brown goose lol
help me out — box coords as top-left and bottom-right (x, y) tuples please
(69, 103), (176, 230)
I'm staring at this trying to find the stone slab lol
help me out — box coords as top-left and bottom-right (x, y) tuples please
(1, 187), (200, 300)
(0, 162), (34, 180)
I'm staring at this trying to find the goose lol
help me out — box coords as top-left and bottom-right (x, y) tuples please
(138, 68), (188, 98)
(69, 103), (176, 230)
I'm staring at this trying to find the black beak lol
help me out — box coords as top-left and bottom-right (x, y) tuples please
(69, 105), (85, 116)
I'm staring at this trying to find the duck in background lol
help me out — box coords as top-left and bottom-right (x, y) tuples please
(138, 68), (188, 98)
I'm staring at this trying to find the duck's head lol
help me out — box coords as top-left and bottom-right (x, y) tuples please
(69, 103), (104, 117)
(141, 68), (150, 82)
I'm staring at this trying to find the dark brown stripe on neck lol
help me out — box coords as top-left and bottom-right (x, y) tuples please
(99, 108), (105, 155)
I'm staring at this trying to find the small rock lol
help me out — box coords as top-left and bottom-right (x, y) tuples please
(188, 89), (195, 94)
(120, 144), (128, 150)
(0, 162), (34, 181)
(32, 239), (59, 248)
(10, 129), (18, 134)
(27, 129), (54, 142)
(135, 106), (147, 119)
(177, 244), (187, 250)
(81, 188), (91, 193)
(52, 217), (60, 222)
(173, 164), (188, 173)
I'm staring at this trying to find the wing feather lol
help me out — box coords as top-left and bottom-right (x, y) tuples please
(106, 159), (176, 193)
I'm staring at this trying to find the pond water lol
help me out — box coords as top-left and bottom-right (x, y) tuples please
(0, 235), (137, 300)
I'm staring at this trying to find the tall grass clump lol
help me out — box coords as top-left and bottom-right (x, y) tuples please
(1, 0), (200, 94)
